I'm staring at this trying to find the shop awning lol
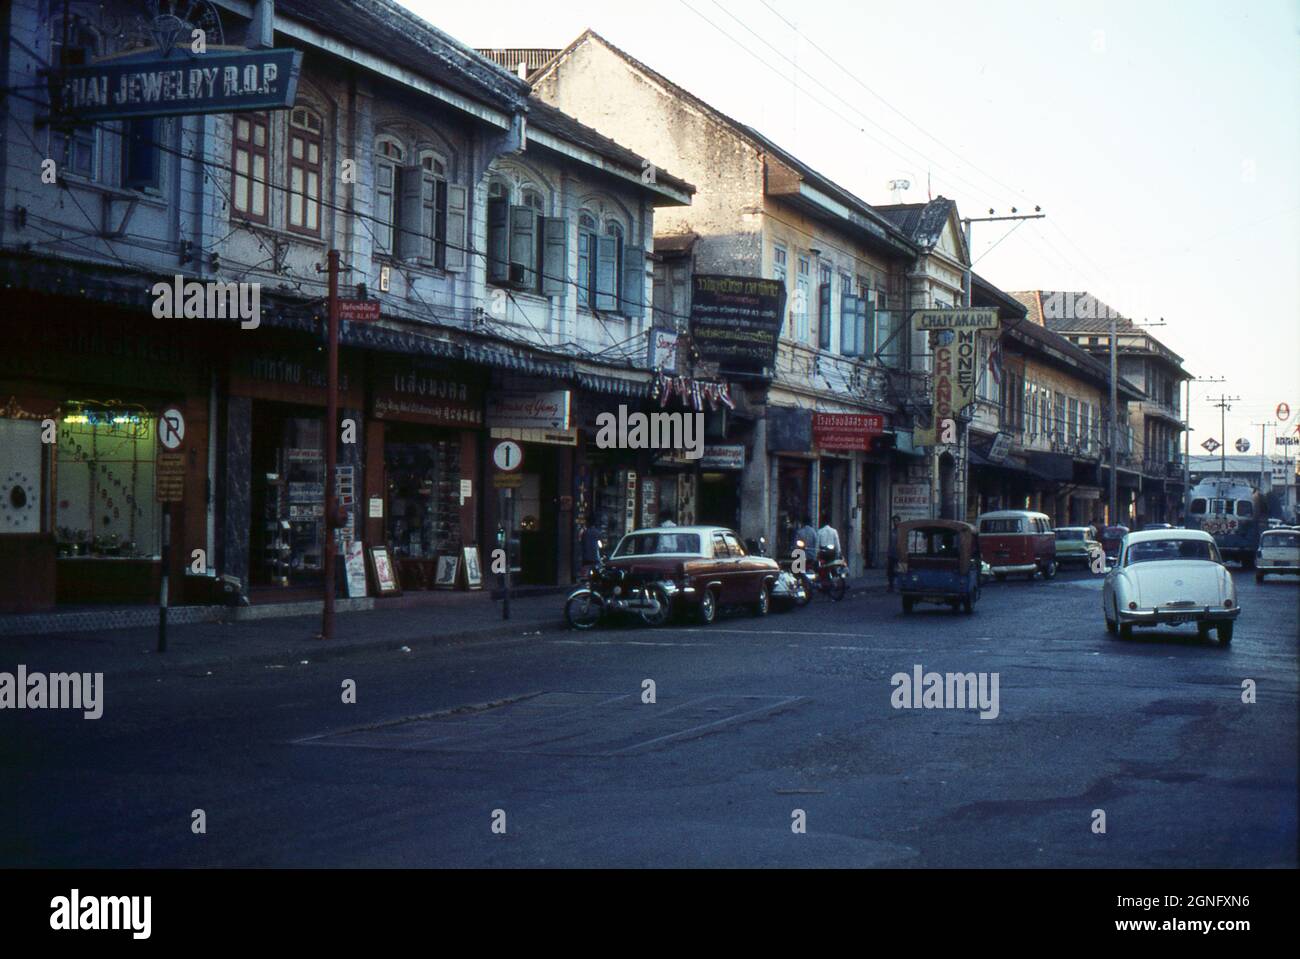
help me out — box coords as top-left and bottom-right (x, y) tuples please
(1026, 451), (1075, 482)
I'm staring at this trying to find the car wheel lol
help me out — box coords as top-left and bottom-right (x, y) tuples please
(752, 582), (770, 617)
(1196, 621), (1212, 640)
(1217, 621), (1233, 645)
(994, 572), (1007, 582)
(902, 596), (915, 615)
(1105, 608), (1117, 634)
(1255, 571), (1265, 584)
(1116, 601), (1132, 639)
(697, 589), (717, 625)
(1041, 560), (1057, 580)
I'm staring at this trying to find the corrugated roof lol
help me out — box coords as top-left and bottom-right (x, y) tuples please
(876, 198), (957, 251)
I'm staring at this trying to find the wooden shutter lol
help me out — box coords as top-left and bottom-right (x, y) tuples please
(594, 235), (618, 311)
(399, 166), (434, 262)
(509, 205), (537, 288)
(840, 294), (859, 356)
(444, 184), (468, 272)
(487, 197), (509, 283)
(541, 217), (568, 295)
(818, 282), (832, 349)
(621, 248), (643, 317)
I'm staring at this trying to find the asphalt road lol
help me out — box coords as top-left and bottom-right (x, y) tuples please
(2, 568), (1296, 868)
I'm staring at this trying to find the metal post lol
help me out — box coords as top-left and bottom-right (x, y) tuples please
(322, 249), (340, 641)
(1108, 316), (1118, 526)
(158, 504), (170, 652)
(502, 489), (512, 621)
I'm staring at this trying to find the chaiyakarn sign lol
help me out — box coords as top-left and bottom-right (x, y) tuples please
(689, 275), (786, 373)
(913, 309), (999, 447)
(52, 47), (302, 120)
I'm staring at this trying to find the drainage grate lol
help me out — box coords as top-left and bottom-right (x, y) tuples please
(295, 690), (806, 758)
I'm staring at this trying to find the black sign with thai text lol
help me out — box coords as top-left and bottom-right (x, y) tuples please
(689, 274), (786, 373)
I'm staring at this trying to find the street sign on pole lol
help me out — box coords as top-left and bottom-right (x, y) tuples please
(159, 407), (185, 450)
(1278, 402), (1291, 422)
(1201, 437), (1220, 454)
(1235, 438), (1250, 453)
(492, 440), (524, 472)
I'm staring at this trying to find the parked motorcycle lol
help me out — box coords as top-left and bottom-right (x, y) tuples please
(564, 551), (672, 630)
(792, 539), (849, 602)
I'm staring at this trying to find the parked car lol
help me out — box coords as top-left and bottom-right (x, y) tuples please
(1255, 528), (1300, 582)
(1140, 523), (1174, 531)
(1055, 526), (1103, 569)
(1102, 529), (1239, 644)
(896, 520), (981, 614)
(976, 510), (1057, 580)
(603, 525), (779, 625)
(1099, 525), (1130, 565)
(746, 535), (810, 608)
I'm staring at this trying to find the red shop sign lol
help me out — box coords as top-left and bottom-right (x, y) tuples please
(812, 412), (885, 451)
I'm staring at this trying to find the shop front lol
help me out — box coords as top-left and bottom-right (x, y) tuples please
(366, 355), (484, 592)
(0, 298), (210, 610)
(486, 385), (576, 586)
(226, 342), (364, 599)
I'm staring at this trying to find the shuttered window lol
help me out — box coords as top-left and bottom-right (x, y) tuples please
(232, 113), (270, 223)
(287, 108), (322, 235)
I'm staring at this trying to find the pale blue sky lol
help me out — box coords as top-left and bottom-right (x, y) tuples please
(406, 0), (1300, 455)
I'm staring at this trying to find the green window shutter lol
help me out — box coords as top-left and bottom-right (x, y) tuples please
(508, 204), (537, 288)
(487, 197), (510, 283)
(818, 281), (832, 349)
(541, 217), (568, 296)
(594, 235), (618, 311)
(621, 247), (643, 317)
(444, 183), (468, 272)
(840, 294), (859, 356)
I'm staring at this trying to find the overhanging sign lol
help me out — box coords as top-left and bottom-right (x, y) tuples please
(913, 308), (999, 331)
(51, 47), (303, 120)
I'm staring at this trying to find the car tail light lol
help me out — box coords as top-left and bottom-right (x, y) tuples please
(1128, 601), (1137, 610)
(1224, 598), (1233, 608)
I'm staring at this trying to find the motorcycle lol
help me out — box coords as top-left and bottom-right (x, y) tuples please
(749, 535), (810, 609)
(564, 551), (672, 630)
(790, 539), (849, 602)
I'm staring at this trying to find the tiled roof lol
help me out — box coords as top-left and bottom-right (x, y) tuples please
(476, 48), (563, 81)
(876, 199), (957, 251)
(276, 0), (530, 112)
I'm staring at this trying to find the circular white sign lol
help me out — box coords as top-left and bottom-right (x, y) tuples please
(492, 440), (523, 472)
(159, 407), (185, 450)
(1235, 437), (1250, 453)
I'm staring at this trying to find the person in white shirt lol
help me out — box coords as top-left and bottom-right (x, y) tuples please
(817, 516), (841, 559)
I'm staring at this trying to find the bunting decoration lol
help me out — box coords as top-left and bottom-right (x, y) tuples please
(652, 369), (735, 413)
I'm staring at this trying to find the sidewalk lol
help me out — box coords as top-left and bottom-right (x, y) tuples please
(0, 571), (890, 678)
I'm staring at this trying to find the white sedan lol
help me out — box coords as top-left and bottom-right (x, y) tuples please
(1102, 529), (1239, 644)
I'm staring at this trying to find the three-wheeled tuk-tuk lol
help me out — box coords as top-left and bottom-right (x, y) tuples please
(896, 520), (981, 615)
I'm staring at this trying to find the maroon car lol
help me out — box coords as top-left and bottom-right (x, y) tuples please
(604, 525), (780, 625)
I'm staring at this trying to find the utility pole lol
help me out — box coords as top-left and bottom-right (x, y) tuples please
(1108, 315), (1118, 526)
(959, 207), (1045, 522)
(1250, 421), (1272, 497)
(1183, 375), (1224, 519)
(1207, 394), (1240, 478)
(321, 249), (341, 641)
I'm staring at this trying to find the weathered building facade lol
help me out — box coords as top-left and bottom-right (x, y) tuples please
(512, 30), (925, 571)
(0, 0), (691, 611)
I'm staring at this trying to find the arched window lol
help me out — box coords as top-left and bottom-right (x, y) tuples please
(287, 107), (323, 235)
(373, 137), (405, 254)
(231, 113), (271, 222)
(577, 212), (598, 306)
(486, 175), (551, 292)
(420, 150), (448, 177)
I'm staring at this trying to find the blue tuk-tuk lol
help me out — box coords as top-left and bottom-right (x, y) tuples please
(897, 520), (981, 615)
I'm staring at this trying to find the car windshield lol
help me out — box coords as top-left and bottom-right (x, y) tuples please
(1126, 539), (1221, 565)
(1056, 529), (1083, 540)
(1189, 499), (1207, 515)
(1263, 532), (1300, 549)
(613, 532), (701, 556)
(979, 519), (1023, 533)
(1236, 500), (1254, 518)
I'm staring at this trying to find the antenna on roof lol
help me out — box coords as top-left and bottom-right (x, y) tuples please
(887, 178), (911, 203)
